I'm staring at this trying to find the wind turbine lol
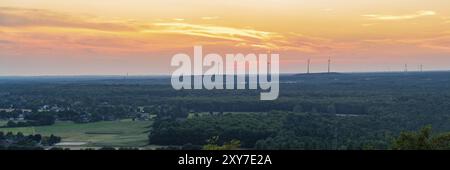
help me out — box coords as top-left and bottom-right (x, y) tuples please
(307, 58), (310, 74)
(328, 56), (331, 73)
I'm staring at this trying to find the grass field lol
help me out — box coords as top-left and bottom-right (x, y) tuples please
(187, 112), (264, 118)
(0, 119), (152, 147)
(0, 120), (7, 127)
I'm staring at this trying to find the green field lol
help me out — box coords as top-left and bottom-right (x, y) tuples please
(187, 112), (263, 118)
(0, 119), (152, 147)
(0, 120), (7, 127)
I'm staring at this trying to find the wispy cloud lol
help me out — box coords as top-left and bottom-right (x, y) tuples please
(0, 7), (291, 54)
(201, 16), (219, 20)
(2, 5), (447, 62)
(0, 6), (360, 56)
(363, 10), (436, 20)
(147, 22), (280, 42)
(363, 32), (450, 52)
(0, 7), (138, 31)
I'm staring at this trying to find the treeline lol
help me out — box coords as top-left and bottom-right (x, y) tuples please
(148, 112), (394, 149)
(255, 113), (390, 149)
(0, 132), (61, 150)
(1, 108), (138, 126)
(393, 126), (450, 150)
(149, 112), (285, 148)
(2, 112), (56, 127)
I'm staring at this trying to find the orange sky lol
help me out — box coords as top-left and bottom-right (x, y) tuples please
(1, 0), (450, 75)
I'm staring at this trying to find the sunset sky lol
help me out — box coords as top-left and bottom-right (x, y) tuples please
(1, 0), (450, 75)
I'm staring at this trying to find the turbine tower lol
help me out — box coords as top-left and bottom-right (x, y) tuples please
(307, 58), (310, 74)
(327, 56), (331, 73)
(267, 49), (271, 74)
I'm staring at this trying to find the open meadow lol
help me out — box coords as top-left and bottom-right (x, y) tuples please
(0, 119), (152, 147)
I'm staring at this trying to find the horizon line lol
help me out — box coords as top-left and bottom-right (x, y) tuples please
(1, 70), (449, 77)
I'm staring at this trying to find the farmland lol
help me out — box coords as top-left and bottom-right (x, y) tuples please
(0, 119), (152, 148)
